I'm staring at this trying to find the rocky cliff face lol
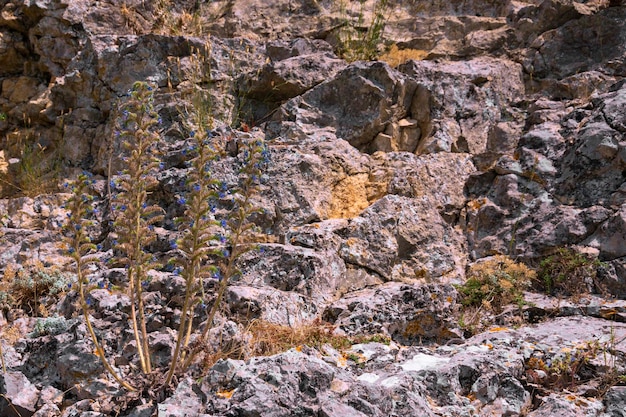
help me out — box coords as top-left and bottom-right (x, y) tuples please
(1, 0), (626, 416)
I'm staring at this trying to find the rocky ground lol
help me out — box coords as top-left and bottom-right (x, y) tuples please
(1, 0), (626, 415)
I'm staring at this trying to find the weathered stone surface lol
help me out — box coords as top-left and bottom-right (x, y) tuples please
(3, 0), (626, 416)
(399, 57), (524, 155)
(524, 6), (626, 79)
(237, 243), (345, 305)
(323, 282), (461, 344)
(241, 38), (345, 102)
(341, 194), (467, 281)
(527, 393), (604, 417)
(0, 371), (40, 417)
(267, 61), (417, 153)
(603, 386), (626, 417)
(585, 205), (626, 260)
(227, 285), (319, 326)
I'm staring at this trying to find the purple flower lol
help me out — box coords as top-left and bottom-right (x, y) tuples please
(220, 219), (227, 228)
(170, 240), (178, 250)
(177, 197), (187, 205)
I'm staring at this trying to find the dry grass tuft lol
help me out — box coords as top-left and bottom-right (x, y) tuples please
(244, 319), (353, 357)
(201, 319), (389, 371)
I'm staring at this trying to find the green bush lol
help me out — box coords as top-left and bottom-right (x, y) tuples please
(537, 247), (604, 296)
(456, 255), (535, 334)
(336, 0), (388, 62)
(30, 316), (70, 338)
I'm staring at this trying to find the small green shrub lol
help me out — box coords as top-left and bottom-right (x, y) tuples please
(1, 261), (72, 315)
(456, 255), (535, 334)
(0, 128), (62, 198)
(30, 316), (70, 338)
(0, 291), (13, 311)
(523, 339), (622, 394)
(537, 247), (605, 296)
(336, 0), (388, 62)
(458, 255), (535, 313)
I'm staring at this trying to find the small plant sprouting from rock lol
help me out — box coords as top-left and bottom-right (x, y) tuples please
(456, 255), (535, 334)
(536, 247), (605, 297)
(1, 260), (71, 316)
(64, 171), (135, 391)
(29, 316), (71, 338)
(336, 0), (388, 62)
(110, 81), (165, 376)
(522, 337), (626, 394)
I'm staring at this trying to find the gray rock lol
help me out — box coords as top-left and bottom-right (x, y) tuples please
(267, 61), (417, 153)
(603, 386), (626, 417)
(526, 393), (603, 417)
(586, 205), (626, 260)
(237, 243), (346, 304)
(341, 194), (467, 281)
(158, 377), (208, 417)
(0, 371), (40, 417)
(399, 57), (524, 155)
(226, 284), (318, 326)
(525, 6), (626, 79)
(324, 282), (461, 344)
(33, 403), (61, 417)
(241, 38), (345, 102)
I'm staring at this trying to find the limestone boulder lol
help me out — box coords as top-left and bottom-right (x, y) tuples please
(240, 38), (346, 102)
(340, 194), (467, 281)
(267, 61), (417, 153)
(0, 371), (40, 417)
(524, 6), (626, 79)
(323, 282), (461, 344)
(236, 243), (346, 305)
(399, 57), (524, 155)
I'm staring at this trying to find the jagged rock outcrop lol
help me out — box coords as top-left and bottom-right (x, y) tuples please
(1, 0), (626, 416)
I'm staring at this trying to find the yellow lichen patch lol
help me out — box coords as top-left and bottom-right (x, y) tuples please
(327, 174), (371, 219)
(378, 44), (429, 67)
(488, 327), (510, 332)
(404, 320), (425, 337)
(216, 389), (234, 399)
(336, 355), (348, 368)
(467, 198), (487, 211)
